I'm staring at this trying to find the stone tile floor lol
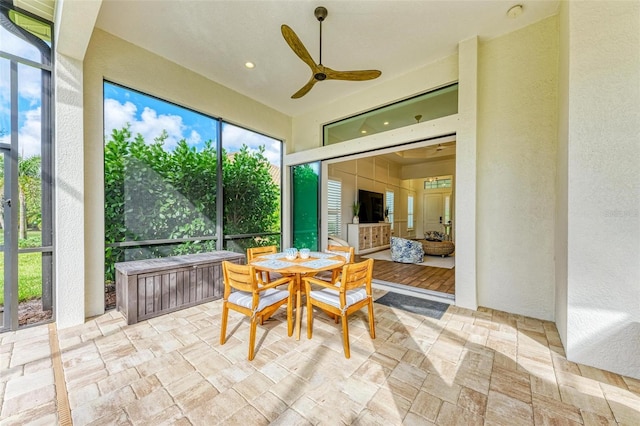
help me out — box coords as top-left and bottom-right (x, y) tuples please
(2, 290), (639, 425)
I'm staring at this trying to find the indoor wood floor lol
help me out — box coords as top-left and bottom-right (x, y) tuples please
(355, 255), (455, 295)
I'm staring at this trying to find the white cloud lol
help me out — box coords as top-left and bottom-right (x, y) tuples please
(187, 130), (202, 146)
(104, 98), (136, 136)
(17, 66), (42, 106)
(0, 107), (42, 158)
(104, 99), (187, 150)
(103, 99), (282, 163)
(222, 124), (282, 165)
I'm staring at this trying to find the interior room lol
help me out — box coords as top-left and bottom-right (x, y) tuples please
(326, 138), (456, 298)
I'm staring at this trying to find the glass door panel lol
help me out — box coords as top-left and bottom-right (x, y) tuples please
(1, 2), (54, 331)
(1, 150), (5, 330)
(291, 162), (319, 250)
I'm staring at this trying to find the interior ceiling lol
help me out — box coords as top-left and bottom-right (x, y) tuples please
(94, 0), (559, 117)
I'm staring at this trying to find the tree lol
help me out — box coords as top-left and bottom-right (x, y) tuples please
(103, 126), (280, 282)
(18, 156), (41, 238)
(0, 150), (41, 238)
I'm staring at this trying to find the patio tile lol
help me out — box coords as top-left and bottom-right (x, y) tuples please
(97, 367), (141, 395)
(2, 298), (638, 425)
(485, 389), (533, 425)
(436, 401), (484, 425)
(1, 383), (55, 418)
(249, 390), (288, 422)
(457, 386), (488, 417)
(3, 367), (53, 401)
(172, 379), (219, 412)
(0, 400), (58, 426)
(408, 389), (443, 422)
(71, 386), (136, 425)
(123, 388), (174, 423)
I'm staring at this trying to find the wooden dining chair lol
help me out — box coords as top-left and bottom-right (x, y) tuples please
(302, 258), (375, 359)
(220, 260), (294, 360)
(246, 245), (279, 284)
(324, 244), (355, 282)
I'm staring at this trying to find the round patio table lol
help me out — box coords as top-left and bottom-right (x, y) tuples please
(249, 252), (345, 340)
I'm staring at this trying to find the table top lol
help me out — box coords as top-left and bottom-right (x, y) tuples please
(249, 251), (345, 274)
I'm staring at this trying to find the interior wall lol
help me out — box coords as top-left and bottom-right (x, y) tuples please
(564, 1), (640, 379)
(555, 0), (570, 349)
(329, 157), (412, 240)
(81, 29), (292, 320)
(476, 16), (559, 321)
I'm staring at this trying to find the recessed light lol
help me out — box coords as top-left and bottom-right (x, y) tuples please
(245, 62), (255, 69)
(361, 130), (367, 134)
(507, 4), (523, 19)
(383, 121), (389, 126)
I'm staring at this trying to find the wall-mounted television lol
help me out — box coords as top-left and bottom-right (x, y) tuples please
(358, 189), (384, 223)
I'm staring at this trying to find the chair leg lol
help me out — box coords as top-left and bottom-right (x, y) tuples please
(248, 316), (258, 361)
(220, 302), (229, 345)
(287, 297), (293, 337)
(306, 297), (313, 339)
(341, 314), (350, 359)
(367, 301), (376, 339)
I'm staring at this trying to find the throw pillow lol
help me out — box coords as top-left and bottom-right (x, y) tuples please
(424, 231), (445, 242)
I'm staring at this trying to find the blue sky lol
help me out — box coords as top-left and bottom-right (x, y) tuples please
(104, 82), (282, 165)
(1, 24), (46, 158)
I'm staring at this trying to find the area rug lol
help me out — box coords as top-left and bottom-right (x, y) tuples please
(363, 249), (454, 269)
(374, 292), (450, 319)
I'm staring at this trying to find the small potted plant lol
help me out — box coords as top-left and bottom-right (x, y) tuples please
(352, 201), (361, 224)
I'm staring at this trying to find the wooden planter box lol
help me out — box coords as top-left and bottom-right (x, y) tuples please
(115, 251), (245, 325)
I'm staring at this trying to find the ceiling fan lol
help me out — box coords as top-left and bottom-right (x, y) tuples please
(281, 6), (382, 99)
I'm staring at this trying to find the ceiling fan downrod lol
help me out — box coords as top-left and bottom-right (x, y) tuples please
(315, 6), (328, 80)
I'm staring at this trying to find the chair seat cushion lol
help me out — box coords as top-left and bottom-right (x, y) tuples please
(228, 288), (289, 311)
(308, 287), (367, 309)
(325, 250), (351, 263)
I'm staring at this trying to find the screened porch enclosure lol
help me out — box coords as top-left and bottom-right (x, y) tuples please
(103, 82), (283, 309)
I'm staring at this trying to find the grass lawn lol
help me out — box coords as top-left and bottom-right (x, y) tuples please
(0, 230), (44, 305)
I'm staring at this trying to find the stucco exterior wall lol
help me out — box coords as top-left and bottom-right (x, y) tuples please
(476, 16), (559, 320)
(54, 52), (86, 328)
(80, 29), (291, 320)
(564, 1), (640, 379)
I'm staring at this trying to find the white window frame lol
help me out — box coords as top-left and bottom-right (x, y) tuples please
(407, 194), (414, 230)
(327, 178), (342, 236)
(385, 190), (395, 231)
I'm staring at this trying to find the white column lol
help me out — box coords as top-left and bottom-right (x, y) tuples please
(455, 37), (479, 311)
(54, 53), (86, 328)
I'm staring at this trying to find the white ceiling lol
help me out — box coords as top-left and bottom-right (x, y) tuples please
(95, 0), (559, 117)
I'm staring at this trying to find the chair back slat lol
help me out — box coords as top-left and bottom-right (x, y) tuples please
(247, 245), (277, 261)
(222, 261), (258, 293)
(327, 245), (355, 264)
(340, 258), (373, 292)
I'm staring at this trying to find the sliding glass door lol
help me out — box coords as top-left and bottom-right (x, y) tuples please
(291, 162), (320, 250)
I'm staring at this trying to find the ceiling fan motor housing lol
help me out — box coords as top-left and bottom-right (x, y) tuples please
(314, 7), (327, 21)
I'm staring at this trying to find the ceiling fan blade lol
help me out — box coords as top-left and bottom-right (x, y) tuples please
(324, 67), (381, 81)
(291, 77), (318, 99)
(281, 24), (318, 71)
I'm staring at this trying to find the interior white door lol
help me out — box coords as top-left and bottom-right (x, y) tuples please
(423, 193), (444, 233)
